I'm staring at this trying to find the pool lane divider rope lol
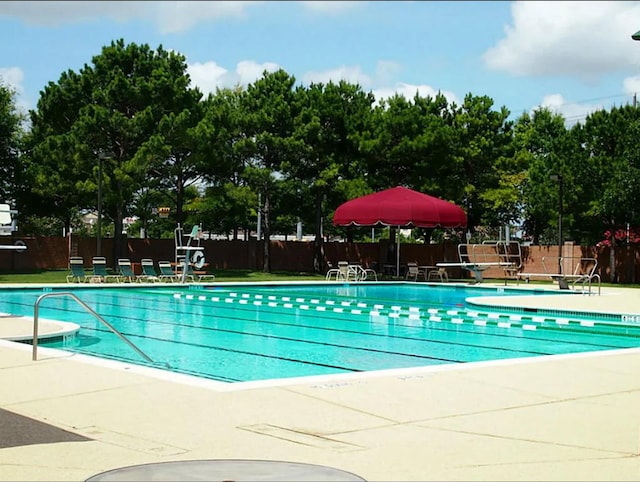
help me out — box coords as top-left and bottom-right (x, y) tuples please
(172, 291), (629, 335)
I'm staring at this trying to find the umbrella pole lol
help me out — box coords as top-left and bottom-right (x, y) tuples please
(396, 227), (400, 278)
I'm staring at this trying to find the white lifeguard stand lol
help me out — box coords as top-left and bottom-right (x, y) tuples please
(0, 204), (26, 251)
(174, 223), (206, 283)
(0, 204), (14, 236)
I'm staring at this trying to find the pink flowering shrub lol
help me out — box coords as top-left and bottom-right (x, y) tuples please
(597, 228), (640, 247)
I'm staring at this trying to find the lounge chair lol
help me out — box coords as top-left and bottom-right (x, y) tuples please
(329, 261), (358, 281)
(405, 262), (420, 281)
(325, 261), (342, 281)
(91, 257), (119, 283)
(326, 261), (377, 282)
(117, 258), (137, 283)
(66, 257), (88, 283)
(158, 261), (179, 282)
(181, 262), (215, 282)
(427, 267), (449, 282)
(138, 259), (161, 283)
(359, 265), (378, 281)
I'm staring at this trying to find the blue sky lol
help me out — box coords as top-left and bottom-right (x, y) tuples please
(1, 1), (640, 126)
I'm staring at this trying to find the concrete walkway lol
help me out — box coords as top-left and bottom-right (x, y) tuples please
(1, 283), (640, 481)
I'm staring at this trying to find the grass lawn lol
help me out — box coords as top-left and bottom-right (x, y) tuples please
(0, 269), (327, 284)
(0, 269), (627, 289)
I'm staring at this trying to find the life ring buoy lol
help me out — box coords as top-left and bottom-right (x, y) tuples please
(192, 250), (206, 269)
(14, 240), (26, 253)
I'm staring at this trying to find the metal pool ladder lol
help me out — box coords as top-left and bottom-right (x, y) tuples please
(32, 292), (154, 364)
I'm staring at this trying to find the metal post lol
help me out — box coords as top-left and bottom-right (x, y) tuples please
(97, 156), (102, 256)
(257, 193), (262, 240)
(97, 151), (114, 257)
(550, 174), (563, 274)
(396, 230), (400, 278)
(558, 175), (563, 273)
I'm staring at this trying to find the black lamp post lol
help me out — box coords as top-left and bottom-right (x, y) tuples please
(550, 174), (563, 274)
(97, 151), (114, 257)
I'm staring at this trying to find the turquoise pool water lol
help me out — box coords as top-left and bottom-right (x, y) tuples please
(3, 283), (640, 383)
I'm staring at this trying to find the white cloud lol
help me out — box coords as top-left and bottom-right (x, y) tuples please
(0, 1), (263, 33)
(623, 75), (640, 97)
(0, 67), (30, 116)
(535, 93), (606, 126)
(373, 83), (459, 106)
(0, 67), (24, 94)
(375, 60), (403, 84)
(483, 1), (640, 79)
(187, 61), (229, 96)
(0, 0), (361, 32)
(187, 60), (282, 96)
(302, 65), (373, 87)
(299, 63), (459, 107)
(236, 60), (281, 85)
(154, 1), (263, 34)
(298, 1), (365, 14)
(0, 1), (149, 25)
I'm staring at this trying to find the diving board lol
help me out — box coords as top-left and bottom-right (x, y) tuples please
(436, 261), (515, 284)
(436, 242), (521, 284)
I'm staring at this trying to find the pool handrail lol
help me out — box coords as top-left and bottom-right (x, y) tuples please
(32, 292), (155, 364)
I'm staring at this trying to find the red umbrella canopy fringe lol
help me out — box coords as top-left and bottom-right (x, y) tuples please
(333, 186), (467, 228)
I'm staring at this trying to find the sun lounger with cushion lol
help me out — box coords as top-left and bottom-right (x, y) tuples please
(158, 261), (179, 282)
(66, 257), (88, 283)
(117, 258), (137, 283)
(91, 257), (119, 283)
(138, 259), (161, 283)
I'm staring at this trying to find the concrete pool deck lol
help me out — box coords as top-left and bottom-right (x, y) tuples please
(1, 282), (640, 481)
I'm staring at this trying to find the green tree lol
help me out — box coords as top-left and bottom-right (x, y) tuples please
(0, 81), (25, 212)
(360, 91), (456, 198)
(575, 105), (640, 281)
(515, 107), (570, 244)
(451, 94), (513, 232)
(290, 80), (375, 272)
(196, 87), (253, 239)
(28, 39), (198, 264)
(133, 87), (204, 230)
(25, 69), (95, 234)
(238, 69), (302, 272)
(355, 91), (460, 247)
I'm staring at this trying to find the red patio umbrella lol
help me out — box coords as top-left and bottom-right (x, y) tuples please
(333, 186), (467, 276)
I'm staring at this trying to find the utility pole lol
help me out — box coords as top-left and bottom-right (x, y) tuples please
(550, 174), (563, 274)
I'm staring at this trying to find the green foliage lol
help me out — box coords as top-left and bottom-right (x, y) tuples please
(451, 94), (514, 229)
(0, 82), (25, 205)
(13, 37), (640, 256)
(26, 39), (199, 257)
(516, 107), (569, 244)
(237, 69), (302, 270)
(359, 92), (457, 196)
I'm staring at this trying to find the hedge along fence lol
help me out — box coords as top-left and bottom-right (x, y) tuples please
(0, 235), (635, 283)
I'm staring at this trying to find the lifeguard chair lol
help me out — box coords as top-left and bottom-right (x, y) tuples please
(174, 223), (206, 283)
(0, 204), (26, 251)
(0, 204), (15, 236)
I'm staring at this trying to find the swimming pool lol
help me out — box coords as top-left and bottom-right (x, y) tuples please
(3, 283), (640, 383)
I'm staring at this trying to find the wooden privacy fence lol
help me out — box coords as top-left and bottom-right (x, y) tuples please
(0, 235), (638, 284)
